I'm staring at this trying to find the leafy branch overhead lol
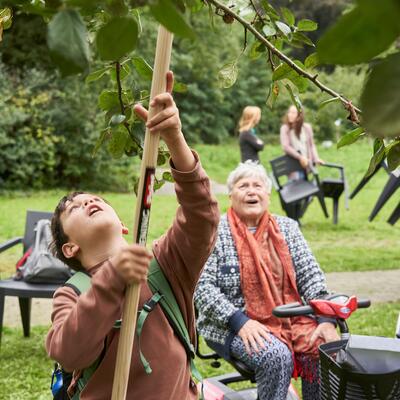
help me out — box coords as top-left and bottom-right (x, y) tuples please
(2, 0), (400, 174)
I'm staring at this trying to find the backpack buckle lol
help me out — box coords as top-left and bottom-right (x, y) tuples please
(142, 293), (163, 312)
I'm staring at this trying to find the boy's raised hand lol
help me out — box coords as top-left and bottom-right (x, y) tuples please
(110, 244), (153, 285)
(133, 71), (182, 148)
(133, 71), (196, 172)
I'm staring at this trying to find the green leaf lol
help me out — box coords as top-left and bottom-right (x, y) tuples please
(218, 62), (238, 89)
(173, 81), (187, 93)
(365, 140), (386, 177)
(66, 0), (100, 15)
(154, 177), (165, 191)
(150, 0), (195, 40)
(262, 23), (276, 37)
(260, 1), (280, 20)
(47, 9), (90, 76)
(109, 114), (126, 126)
(386, 141), (400, 171)
(275, 21), (291, 37)
(292, 31), (314, 47)
(361, 53), (400, 138)
(85, 67), (109, 84)
(132, 56), (153, 81)
(162, 171), (174, 182)
(318, 96), (341, 110)
(96, 17), (138, 61)
(317, 0), (400, 65)
(374, 138), (384, 154)
(337, 127), (365, 149)
(281, 7), (295, 26)
(105, 0), (129, 16)
(0, 7), (12, 30)
(108, 127), (129, 158)
(157, 151), (167, 166)
(0, 8), (11, 19)
(98, 90), (120, 111)
(272, 61), (308, 93)
(297, 19), (318, 32)
(249, 40), (265, 60)
(288, 74), (308, 94)
(266, 81), (280, 110)
(304, 52), (319, 69)
(272, 63), (292, 81)
(92, 128), (109, 157)
(284, 83), (302, 111)
(131, 122), (145, 146)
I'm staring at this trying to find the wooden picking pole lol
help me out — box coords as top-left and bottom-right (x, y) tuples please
(111, 26), (173, 400)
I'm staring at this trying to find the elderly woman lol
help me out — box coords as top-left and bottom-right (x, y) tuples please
(194, 161), (338, 400)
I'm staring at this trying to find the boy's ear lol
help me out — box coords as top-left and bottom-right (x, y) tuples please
(61, 242), (80, 259)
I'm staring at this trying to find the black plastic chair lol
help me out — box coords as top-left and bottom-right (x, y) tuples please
(350, 161), (399, 226)
(388, 202), (400, 226)
(349, 160), (389, 200)
(270, 155), (329, 222)
(0, 210), (61, 346)
(368, 171), (400, 223)
(319, 163), (347, 225)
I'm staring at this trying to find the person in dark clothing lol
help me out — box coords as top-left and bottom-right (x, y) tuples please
(238, 106), (264, 162)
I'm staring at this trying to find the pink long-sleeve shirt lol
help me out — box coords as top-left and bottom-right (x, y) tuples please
(46, 154), (219, 400)
(280, 122), (320, 163)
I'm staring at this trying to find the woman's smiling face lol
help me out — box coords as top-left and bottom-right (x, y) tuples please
(230, 176), (270, 227)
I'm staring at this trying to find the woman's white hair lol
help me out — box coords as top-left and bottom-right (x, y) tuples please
(227, 160), (272, 194)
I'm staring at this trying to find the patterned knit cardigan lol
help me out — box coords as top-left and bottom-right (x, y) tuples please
(194, 214), (329, 353)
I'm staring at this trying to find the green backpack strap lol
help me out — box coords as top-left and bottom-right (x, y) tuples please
(64, 272), (120, 400)
(64, 271), (91, 295)
(137, 258), (202, 383)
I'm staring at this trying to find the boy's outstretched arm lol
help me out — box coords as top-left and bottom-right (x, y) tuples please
(133, 70), (195, 172)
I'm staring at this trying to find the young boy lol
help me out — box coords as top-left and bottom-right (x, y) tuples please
(46, 72), (219, 400)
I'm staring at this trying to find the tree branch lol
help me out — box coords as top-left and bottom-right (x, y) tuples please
(207, 0), (362, 117)
(115, 61), (126, 116)
(115, 62), (142, 149)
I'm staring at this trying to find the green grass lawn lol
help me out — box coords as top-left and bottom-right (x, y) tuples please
(0, 302), (398, 400)
(1, 140), (399, 276)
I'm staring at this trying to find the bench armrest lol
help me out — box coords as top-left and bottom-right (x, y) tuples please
(320, 162), (343, 170)
(0, 237), (23, 253)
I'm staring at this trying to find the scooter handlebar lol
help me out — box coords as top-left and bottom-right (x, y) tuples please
(357, 299), (371, 309)
(272, 302), (314, 318)
(273, 296), (371, 319)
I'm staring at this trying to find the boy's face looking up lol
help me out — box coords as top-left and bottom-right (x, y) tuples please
(60, 193), (125, 263)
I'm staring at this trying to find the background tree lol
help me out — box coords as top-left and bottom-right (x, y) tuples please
(0, 0), (398, 191)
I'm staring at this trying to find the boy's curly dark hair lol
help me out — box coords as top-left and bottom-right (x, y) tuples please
(50, 191), (85, 271)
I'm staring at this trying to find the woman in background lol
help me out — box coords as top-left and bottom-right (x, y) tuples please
(238, 106), (265, 163)
(280, 105), (324, 172)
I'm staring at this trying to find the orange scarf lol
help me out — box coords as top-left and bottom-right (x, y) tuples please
(227, 208), (320, 358)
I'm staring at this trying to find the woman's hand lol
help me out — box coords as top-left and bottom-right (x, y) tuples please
(315, 158), (325, 165)
(110, 244), (153, 285)
(299, 156), (309, 169)
(309, 322), (339, 347)
(238, 319), (271, 355)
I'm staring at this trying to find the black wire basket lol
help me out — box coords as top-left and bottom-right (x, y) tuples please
(319, 340), (400, 400)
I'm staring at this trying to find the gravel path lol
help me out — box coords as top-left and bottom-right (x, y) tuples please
(3, 269), (400, 328)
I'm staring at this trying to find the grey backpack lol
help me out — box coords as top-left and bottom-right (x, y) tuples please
(20, 219), (72, 284)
